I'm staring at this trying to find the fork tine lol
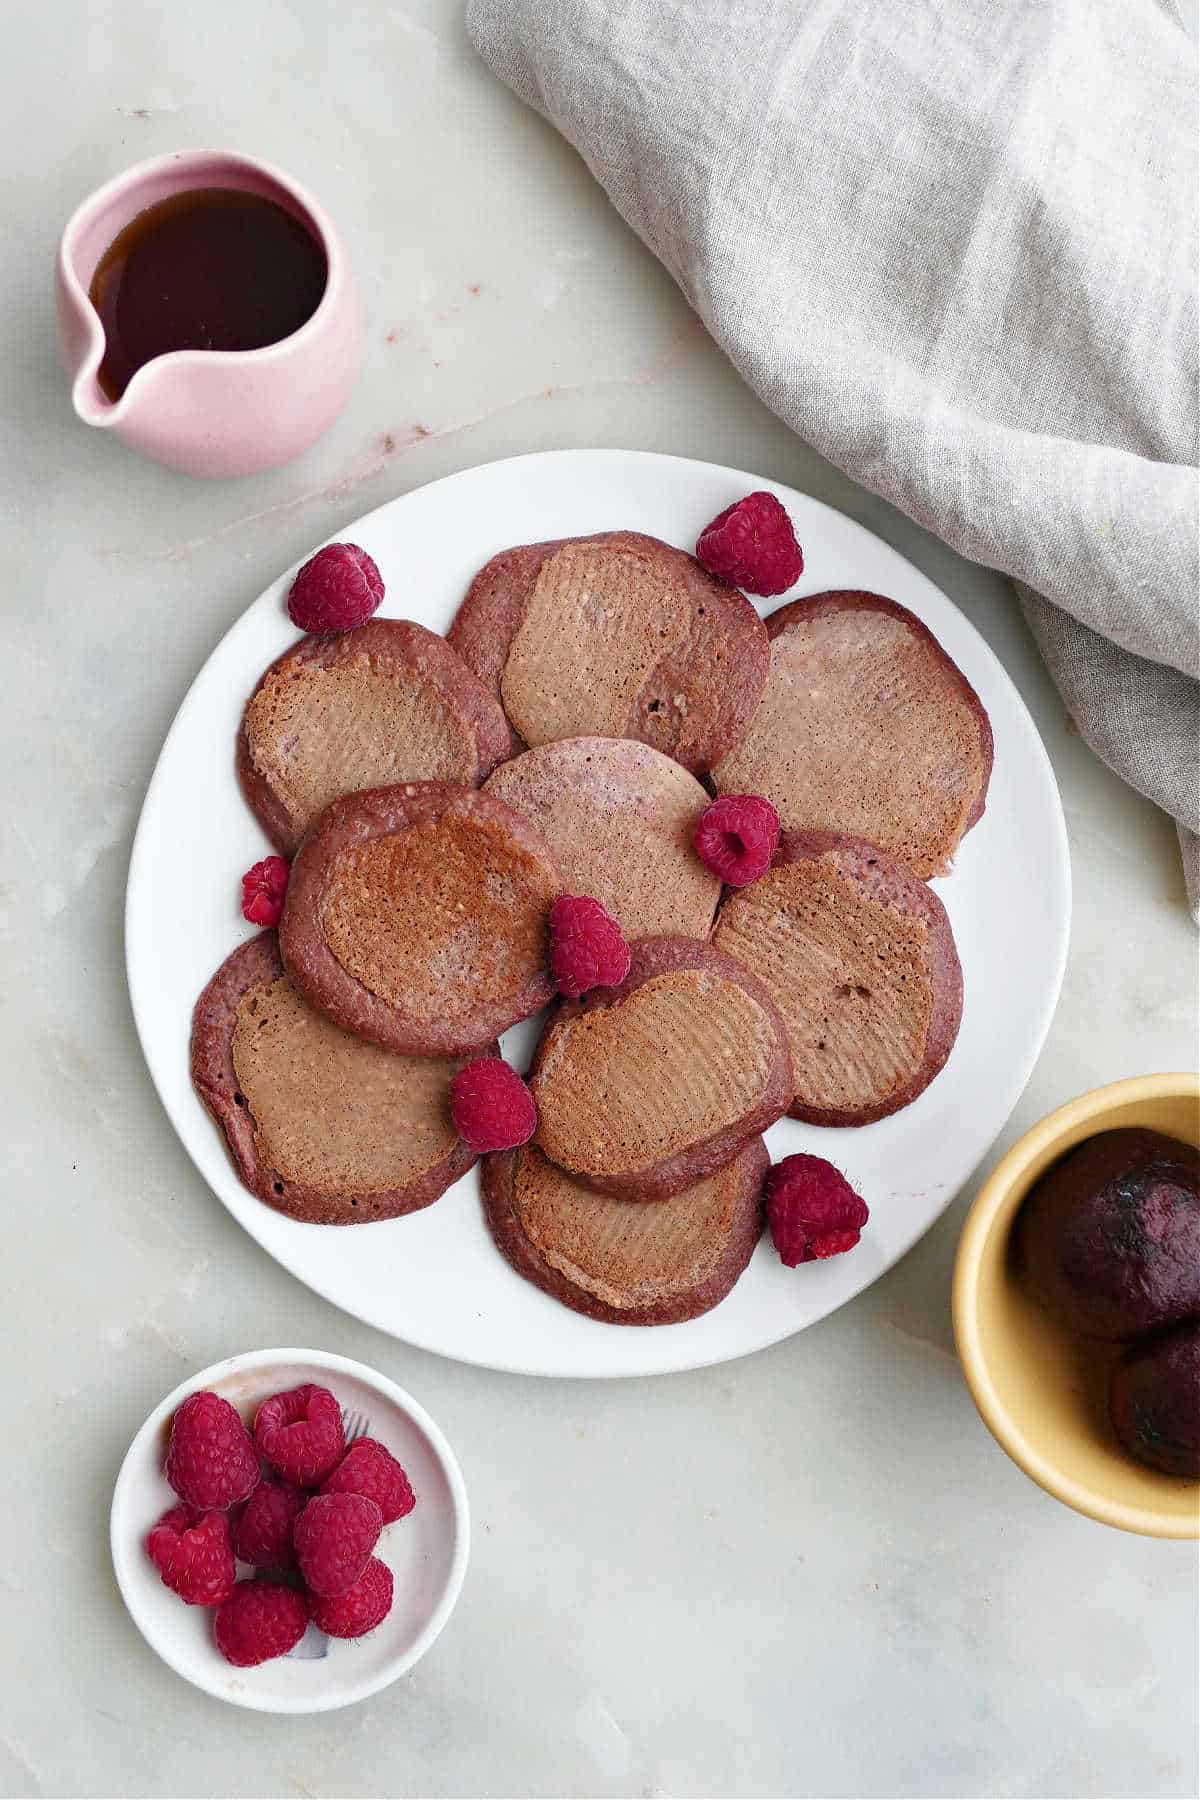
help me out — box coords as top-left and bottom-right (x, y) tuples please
(341, 1407), (370, 1443)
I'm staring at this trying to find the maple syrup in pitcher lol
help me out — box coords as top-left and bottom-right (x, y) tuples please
(89, 188), (328, 401)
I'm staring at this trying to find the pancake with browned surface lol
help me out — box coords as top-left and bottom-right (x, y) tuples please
(447, 532), (769, 774)
(484, 1137), (768, 1324)
(528, 936), (792, 1201)
(713, 833), (962, 1127)
(483, 737), (720, 940)
(279, 783), (560, 1056)
(239, 620), (511, 854)
(191, 933), (479, 1224)
(712, 591), (992, 878)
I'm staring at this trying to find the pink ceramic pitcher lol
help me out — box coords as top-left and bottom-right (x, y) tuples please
(56, 150), (363, 477)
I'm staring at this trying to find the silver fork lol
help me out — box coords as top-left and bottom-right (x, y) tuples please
(341, 1407), (370, 1445)
(286, 1406), (373, 1659)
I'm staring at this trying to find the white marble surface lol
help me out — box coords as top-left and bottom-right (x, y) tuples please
(3, 4), (1197, 1796)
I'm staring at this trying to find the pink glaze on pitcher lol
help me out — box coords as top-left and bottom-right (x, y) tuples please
(56, 150), (364, 478)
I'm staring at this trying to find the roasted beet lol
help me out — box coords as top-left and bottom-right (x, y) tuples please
(1109, 1321), (1200, 1478)
(1018, 1128), (1200, 1339)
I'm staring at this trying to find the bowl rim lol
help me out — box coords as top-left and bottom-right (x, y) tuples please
(110, 1346), (471, 1712)
(953, 1071), (1200, 1540)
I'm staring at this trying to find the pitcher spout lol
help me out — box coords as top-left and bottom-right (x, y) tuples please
(54, 237), (119, 429)
(70, 363), (118, 428)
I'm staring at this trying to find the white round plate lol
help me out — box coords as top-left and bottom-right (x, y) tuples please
(127, 449), (1070, 1378)
(111, 1348), (469, 1712)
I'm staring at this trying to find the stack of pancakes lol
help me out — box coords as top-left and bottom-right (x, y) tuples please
(194, 530), (991, 1326)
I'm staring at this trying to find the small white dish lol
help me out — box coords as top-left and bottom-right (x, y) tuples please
(110, 1348), (469, 1713)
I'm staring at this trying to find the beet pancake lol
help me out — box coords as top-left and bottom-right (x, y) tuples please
(447, 531), (768, 774)
(191, 933), (479, 1224)
(279, 783), (561, 1056)
(483, 1137), (767, 1325)
(712, 591), (993, 878)
(712, 833), (963, 1127)
(239, 620), (511, 854)
(483, 737), (720, 940)
(528, 936), (792, 1201)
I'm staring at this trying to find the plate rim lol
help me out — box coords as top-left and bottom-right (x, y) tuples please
(125, 446), (1072, 1378)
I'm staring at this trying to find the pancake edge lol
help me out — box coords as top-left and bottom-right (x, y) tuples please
(190, 930), (481, 1225)
(447, 530), (769, 775)
(528, 933), (793, 1200)
(719, 830), (963, 1129)
(279, 781), (560, 1056)
(482, 1137), (768, 1325)
(237, 619), (512, 855)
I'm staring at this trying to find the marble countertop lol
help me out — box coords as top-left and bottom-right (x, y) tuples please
(3, 4), (1196, 1796)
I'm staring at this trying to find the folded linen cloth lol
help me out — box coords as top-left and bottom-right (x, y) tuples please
(468, 0), (1200, 908)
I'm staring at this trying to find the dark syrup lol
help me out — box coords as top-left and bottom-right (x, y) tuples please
(88, 188), (328, 400)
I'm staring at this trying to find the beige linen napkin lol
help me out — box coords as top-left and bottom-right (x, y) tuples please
(468, 0), (1200, 909)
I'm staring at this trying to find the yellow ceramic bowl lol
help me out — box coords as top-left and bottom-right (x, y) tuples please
(954, 1072), (1200, 1538)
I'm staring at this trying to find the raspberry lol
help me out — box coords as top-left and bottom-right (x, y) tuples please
(241, 854), (291, 928)
(214, 1578), (308, 1667)
(152, 1501), (199, 1534)
(254, 1383), (345, 1487)
(165, 1391), (260, 1511)
(693, 795), (780, 887)
(146, 1505), (236, 1607)
(287, 543), (384, 633)
(307, 1556), (394, 1639)
(230, 1478), (306, 1570)
(294, 1492), (382, 1597)
(450, 1057), (537, 1153)
(320, 1438), (416, 1525)
(696, 491), (803, 596)
(766, 1154), (870, 1266)
(549, 894), (632, 998)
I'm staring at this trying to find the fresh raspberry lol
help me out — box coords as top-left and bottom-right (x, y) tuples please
(693, 795), (780, 887)
(254, 1383), (345, 1487)
(241, 855), (291, 928)
(696, 491), (803, 596)
(151, 1501), (199, 1535)
(766, 1154), (870, 1266)
(293, 1492), (383, 1597)
(287, 542), (384, 633)
(214, 1578), (308, 1667)
(230, 1478), (306, 1570)
(165, 1391), (260, 1511)
(320, 1439), (416, 1525)
(145, 1505), (236, 1607)
(549, 894), (632, 998)
(450, 1057), (537, 1153)
(307, 1556), (394, 1639)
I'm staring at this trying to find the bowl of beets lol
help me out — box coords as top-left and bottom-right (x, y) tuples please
(954, 1072), (1200, 1537)
(111, 1349), (469, 1711)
